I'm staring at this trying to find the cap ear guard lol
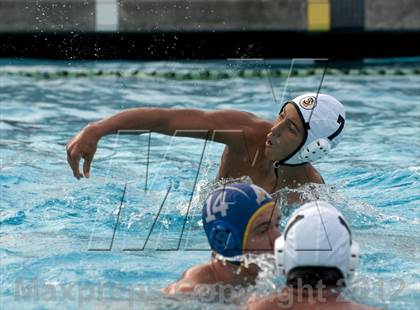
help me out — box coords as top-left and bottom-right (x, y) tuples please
(274, 236), (286, 275)
(298, 138), (331, 162)
(209, 223), (241, 256)
(347, 241), (359, 279)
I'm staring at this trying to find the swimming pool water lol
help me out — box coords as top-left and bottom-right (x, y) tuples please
(1, 59), (419, 309)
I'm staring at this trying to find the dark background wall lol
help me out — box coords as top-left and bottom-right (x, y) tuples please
(0, 0), (419, 59)
(1, 0), (419, 32)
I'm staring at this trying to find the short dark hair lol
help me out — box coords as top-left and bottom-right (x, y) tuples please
(286, 267), (345, 288)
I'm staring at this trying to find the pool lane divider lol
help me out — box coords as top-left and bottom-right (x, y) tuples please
(1, 67), (420, 80)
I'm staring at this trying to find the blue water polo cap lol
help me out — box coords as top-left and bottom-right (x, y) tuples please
(202, 183), (275, 258)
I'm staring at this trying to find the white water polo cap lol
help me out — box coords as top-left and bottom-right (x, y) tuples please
(278, 93), (346, 165)
(275, 201), (359, 282)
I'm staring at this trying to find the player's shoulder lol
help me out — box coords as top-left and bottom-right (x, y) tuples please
(213, 109), (271, 128)
(164, 279), (195, 294)
(164, 264), (214, 294)
(247, 294), (284, 310)
(326, 300), (380, 310)
(348, 302), (381, 310)
(291, 163), (325, 185)
(182, 263), (215, 283)
(306, 163), (325, 184)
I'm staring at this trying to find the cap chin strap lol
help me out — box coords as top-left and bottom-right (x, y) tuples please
(277, 101), (310, 166)
(273, 160), (281, 178)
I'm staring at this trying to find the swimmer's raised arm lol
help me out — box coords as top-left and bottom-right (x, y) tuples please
(66, 108), (266, 179)
(95, 108), (259, 141)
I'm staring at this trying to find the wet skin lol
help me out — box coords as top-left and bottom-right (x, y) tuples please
(164, 204), (281, 294)
(66, 103), (323, 195)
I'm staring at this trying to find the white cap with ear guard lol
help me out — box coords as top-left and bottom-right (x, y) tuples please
(275, 201), (359, 283)
(278, 93), (346, 166)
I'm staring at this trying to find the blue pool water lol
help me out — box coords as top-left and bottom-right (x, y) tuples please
(1, 60), (419, 309)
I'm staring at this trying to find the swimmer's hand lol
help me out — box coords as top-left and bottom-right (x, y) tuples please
(66, 123), (101, 179)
